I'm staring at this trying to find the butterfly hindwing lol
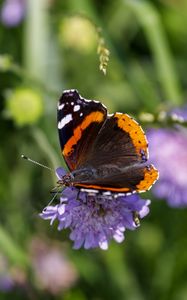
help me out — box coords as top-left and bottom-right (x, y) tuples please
(74, 164), (158, 193)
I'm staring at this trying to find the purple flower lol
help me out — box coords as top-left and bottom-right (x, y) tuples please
(0, 276), (14, 292)
(0, 253), (15, 292)
(148, 109), (187, 207)
(170, 106), (187, 120)
(30, 237), (78, 294)
(1, 0), (25, 27)
(40, 168), (150, 250)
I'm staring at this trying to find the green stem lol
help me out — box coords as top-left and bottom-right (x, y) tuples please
(124, 0), (183, 105)
(128, 60), (160, 110)
(103, 244), (144, 300)
(0, 226), (29, 268)
(150, 247), (177, 300)
(24, 0), (48, 81)
(32, 128), (61, 184)
(11, 63), (59, 97)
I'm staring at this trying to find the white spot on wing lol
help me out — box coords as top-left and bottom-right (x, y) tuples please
(102, 191), (112, 196)
(63, 89), (76, 93)
(80, 188), (99, 194)
(80, 95), (107, 109)
(58, 103), (65, 110)
(80, 96), (91, 103)
(125, 192), (133, 196)
(114, 193), (126, 198)
(74, 105), (80, 112)
(80, 112), (83, 117)
(58, 114), (72, 129)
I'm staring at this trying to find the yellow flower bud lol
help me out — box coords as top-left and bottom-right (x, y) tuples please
(59, 16), (97, 53)
(6, 88), (43, 126)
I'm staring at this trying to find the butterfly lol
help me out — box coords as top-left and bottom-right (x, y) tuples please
(57, 89), (158, 195)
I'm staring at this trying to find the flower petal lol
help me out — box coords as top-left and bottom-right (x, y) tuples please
(56, 167), (67, 179)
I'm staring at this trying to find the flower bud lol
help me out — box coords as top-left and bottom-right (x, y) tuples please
(6, 88), (43, 126)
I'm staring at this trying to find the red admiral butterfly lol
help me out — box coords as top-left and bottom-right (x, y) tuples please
(57, 90), (158, 194)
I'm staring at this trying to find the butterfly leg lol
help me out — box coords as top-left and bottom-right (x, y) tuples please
(50, 185), (65, 194)
(76, 189), (81, 201)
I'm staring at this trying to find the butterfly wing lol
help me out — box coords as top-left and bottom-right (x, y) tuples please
(57, 90), (107, 171)
(74, 113), (158, 193)
(74, 165), (158, 193)
(80, 113), (149, 167)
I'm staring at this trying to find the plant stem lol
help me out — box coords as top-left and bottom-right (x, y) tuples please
(124, 0), (183, 105)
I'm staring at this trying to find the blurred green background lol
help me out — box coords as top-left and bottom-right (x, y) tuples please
(0, 0), (187, 299)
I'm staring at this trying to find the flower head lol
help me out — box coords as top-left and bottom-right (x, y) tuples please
(0, 253), (26, 292)
(58, 16), (97, 53)
(30, 237), (78, 294)
(40, 168), (150, 250)
(6, 87), (43, 126)
(0, 275), (14, 292)
(1, 0), (25, 27)
(148, 108), (187, 207)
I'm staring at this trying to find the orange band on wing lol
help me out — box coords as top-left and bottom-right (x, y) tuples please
(63, 111), (105, 157)
(115, 113), (148, 157)
(74, 183), (130, 192)
(136, 165), (159, 192)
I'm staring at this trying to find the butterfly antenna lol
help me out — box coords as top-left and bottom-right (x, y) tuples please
(21, 154), (53, 171)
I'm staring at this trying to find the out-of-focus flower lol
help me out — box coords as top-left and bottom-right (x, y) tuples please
(0, 256), (14, 292)
(0, 275), (14, 292)
(0, 253), (26, 292)
(40, 168), (150, 250)
(171, 107), (187, 121)
(0, 55), (13, 72)
(5, 87), (43, 126)
(59, 16), (97, 53)
(0, 254), (14, 292)
(148, 109), (187, 207)
(0, 0), (25, 27)
(30, 237), (78, 295)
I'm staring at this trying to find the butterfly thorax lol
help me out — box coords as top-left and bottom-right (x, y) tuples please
(58, 173), (74, 187)
(57, 168), (95, 187)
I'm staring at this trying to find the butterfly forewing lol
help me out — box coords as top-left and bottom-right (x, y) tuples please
(57, 90), (107, 171)
(72, 112), (158, 193)
(80, 113), (148, 168)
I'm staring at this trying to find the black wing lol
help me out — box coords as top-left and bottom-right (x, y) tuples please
(57, 90), (107, 171)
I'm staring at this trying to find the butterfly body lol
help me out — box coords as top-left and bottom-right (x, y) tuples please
(57, 90), (158, 194)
